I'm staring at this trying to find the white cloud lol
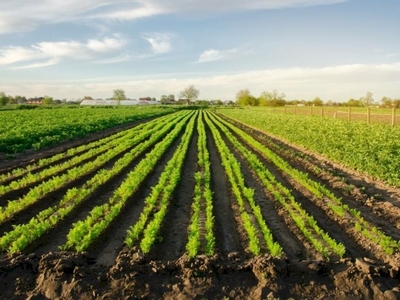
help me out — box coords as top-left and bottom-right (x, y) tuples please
(0, 47), (38, 65)
(0, 35), (126, 68)
(12, 59), (59, 70)
(0, 0), (348, 34)
(197, 48), (238, 63)
(96, 54), (132, 64)
(142, 33), (172, 54)
(4, 62), (399, 101)
(86, 35), (127, 52)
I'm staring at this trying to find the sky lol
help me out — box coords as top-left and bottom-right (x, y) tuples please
(0, 0), (399, 102)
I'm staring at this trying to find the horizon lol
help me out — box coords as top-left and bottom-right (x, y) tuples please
(1, 0), (399, 102)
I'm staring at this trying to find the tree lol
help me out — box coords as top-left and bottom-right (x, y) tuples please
(168, 94), (175, 102)
(83, 96), (93, 100)
(236, 89), (259, 106)
(361, 91), (373, 107)
(112, 89), (126, 102)
(347, 98), (363, 107)
(381, 96), (392, 107)
(160, 95), (168, 103)
(258, 90), (286, 106)
(393, 98), (400, 108)
(311, 97), (324, 106)
(179, 85), (199, 104)
(0, 92), (8, 106)
(6, 95), (16, 104)
(42, 95), (54, 105)
(15, 95), (27, 104)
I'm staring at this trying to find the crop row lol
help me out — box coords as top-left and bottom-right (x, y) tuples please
(0, 111), (191, 253)
(0, 115), (175, 197)
(125, 111), (197, 253)
(217, 112), (400, 258)
(210, 112), (345, 259)
(218, 108), (400, 186)
(0, 112), (177, 184)
(62, 111), (195, 251)
(0, 112), (186, 224)
(186, 111), (215, 257)
(0, 106), (175, 153)
(205, 112), (282, 256)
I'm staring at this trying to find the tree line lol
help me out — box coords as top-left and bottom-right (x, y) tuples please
(0, 85), (202, 106)
(236, 89), (400, 108)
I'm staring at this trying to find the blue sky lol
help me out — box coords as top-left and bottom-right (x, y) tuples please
(0, 0), (399, 102)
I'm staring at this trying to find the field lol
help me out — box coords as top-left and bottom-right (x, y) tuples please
(1, 108), (400, 299)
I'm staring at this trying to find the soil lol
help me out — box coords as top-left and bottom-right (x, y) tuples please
(0, 114), (400, 299)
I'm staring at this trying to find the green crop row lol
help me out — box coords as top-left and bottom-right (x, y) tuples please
(62, 111), (194, 251)
(0, 112), (175, 184)
(218, 108), (400, 187)
(0, 117), (173, 197)
(136, 112), (197, 253)
(186, 111), (215, 257)
(218, 112), (400, 257)
(0, 111), (187, 224)
(211, 113), (344, 259)
(0, 106), (175, 153)
(205, 112), (282, 256)
(0, 111), (190, 253)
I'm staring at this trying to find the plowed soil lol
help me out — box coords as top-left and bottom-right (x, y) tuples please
(1, 113), (400, 300)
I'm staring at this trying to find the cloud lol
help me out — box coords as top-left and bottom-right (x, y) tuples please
(4, 61), (399, 101)
(197, 48), (238, 63)
(0, 0), (348, 34)
(12, 59), (60, 70)
(141, 33), (172, 54)
(95, 54), (132, 64)
(0, 35), (126, 68)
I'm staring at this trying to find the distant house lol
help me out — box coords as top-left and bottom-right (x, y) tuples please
(139, 97), (152, 101)
(26, 97), (43, 104)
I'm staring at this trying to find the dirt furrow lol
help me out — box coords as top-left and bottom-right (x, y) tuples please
(92, 133), (185, 266)
(222, 138), (309, 259)
(26, 132), (179, 257)
(206, 125), (243, 254)
(150, 130), (198, 261)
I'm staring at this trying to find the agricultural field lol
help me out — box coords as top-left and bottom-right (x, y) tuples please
(0, 106), (175, 155)
(1, 109), (400, 299)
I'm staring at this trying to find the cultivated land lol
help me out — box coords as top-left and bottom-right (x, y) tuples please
(0, 108), (400, 299)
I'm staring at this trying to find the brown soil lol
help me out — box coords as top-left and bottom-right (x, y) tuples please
(0, 114), (400, 299)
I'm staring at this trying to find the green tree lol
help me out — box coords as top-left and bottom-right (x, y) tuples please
(6, 95), (16, 104)
(311, 97), (324, 106)
(258, 90), (286, 107)
(179, 85), (199, 104)
(393, 99), (400, 108)
(381, 96), (392, 107)
(347, 98), (363, 107)
(0, 92), (8, 106)
(236, 89), (259, 106)
(42, 95), (54, 105)
(14, 95), (27, 104)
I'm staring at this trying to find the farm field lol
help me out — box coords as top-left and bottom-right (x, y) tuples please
(1, 109), (400, 299)
(0, 106), (175, 155)
(219, 107), (400, 187)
